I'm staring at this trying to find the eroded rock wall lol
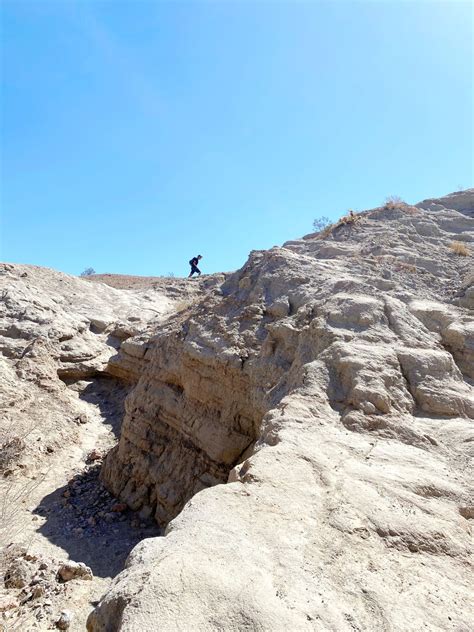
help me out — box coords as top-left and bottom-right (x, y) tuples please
(90, 196), (473, 631)
(0, 264), (204, 482)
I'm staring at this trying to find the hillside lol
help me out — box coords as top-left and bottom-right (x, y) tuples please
(1, 190), (473, 631)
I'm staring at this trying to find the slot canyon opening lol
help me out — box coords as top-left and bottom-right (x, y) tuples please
(99, 366), (264, 528)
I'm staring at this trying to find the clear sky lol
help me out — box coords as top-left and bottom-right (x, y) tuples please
(1, 0), (472, 277)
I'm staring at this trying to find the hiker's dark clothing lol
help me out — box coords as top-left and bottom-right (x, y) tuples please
(189, 257), (201, 277)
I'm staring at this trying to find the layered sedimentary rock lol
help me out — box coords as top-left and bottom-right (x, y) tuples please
(0, 267), (215, 628)
(90, 192), (473, 631)
(417, 188), (474, 218)
(0, 265), (201, 480)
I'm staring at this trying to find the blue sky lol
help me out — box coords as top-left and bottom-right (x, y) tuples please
(1, 0), (472, 277)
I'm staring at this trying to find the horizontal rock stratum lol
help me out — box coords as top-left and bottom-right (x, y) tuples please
(1, 191), (473, 631)
(86, 191), (473, 631)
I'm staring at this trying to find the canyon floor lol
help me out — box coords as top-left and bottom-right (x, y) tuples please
(1, 190), (473, 631)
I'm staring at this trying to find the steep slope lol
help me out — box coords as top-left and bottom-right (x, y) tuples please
(0, 264), (178, 479)
(0, 266), (220, 630)
(88, 196), (473, 631)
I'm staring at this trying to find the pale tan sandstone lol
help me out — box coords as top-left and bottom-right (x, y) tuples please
(0, 265), (203, 630)
(89, 196), (473, 631)
(1, 194), (472, 631)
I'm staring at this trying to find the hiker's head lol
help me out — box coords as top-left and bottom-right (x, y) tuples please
(197, 255), (202, 260)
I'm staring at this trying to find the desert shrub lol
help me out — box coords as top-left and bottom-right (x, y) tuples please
(338, 209), (360, 225)
(313, 209), (365, 240)
(384, 195), (406, 210)
(449, 241), (471, 256)
(80, 267), (96, 277)
(0, 436), (25, 472)
(0, 416), (39, 474)
(319, 223), (335, 238)
(0, 419), (46, 542)
(0, 475), (45, 544)
(312, 216), (332, 232)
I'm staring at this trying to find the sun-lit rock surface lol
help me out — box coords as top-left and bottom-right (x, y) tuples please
(87, 193), (473, 631)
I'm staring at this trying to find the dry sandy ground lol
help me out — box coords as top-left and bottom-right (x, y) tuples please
(1, 376), (161, 631)
(85, 274), (180, 290)
(85, 272), (224, 291)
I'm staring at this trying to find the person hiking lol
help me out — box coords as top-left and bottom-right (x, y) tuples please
(188, 255), (202, 277)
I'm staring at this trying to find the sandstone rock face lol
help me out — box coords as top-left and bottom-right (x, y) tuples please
(0, 265), (182, 482)
(0, 264), (177, 377)
(88, 197), (473, 631)
(0, 266), (219, 628)
(416, 188), (474, 218)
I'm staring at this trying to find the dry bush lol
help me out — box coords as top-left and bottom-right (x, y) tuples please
(0, 476), (45, 544)
(0, 437), (25, 473)
(318, 223), (335, 239)
(338, 209), (361, 226)
(449, 241), (471, 256)
(312, 216), (335, 239)
(0, 416), (40, 475)
(312, 216), (332, 232)
(0, 417), (45, 544)
(315, 210), (362, 240)
(384, 195), (406, 210)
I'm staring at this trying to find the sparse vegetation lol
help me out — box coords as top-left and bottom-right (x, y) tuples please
(339, 209), (360, 225)
(318, 223), (335, 239)
(313, 210), (363, 240)
(449, 241), (471, 256)
(384, 195), (406, 210)
(0, 416), (39, 474)
(0, 435), (25, 472)
(0, 420), (46, 541)
(312, 216), (332, 232)
(0, 475), (45, 543)
(80, 267), (96, 277)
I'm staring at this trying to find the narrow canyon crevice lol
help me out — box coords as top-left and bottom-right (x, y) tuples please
(100, 345), (266, 526)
